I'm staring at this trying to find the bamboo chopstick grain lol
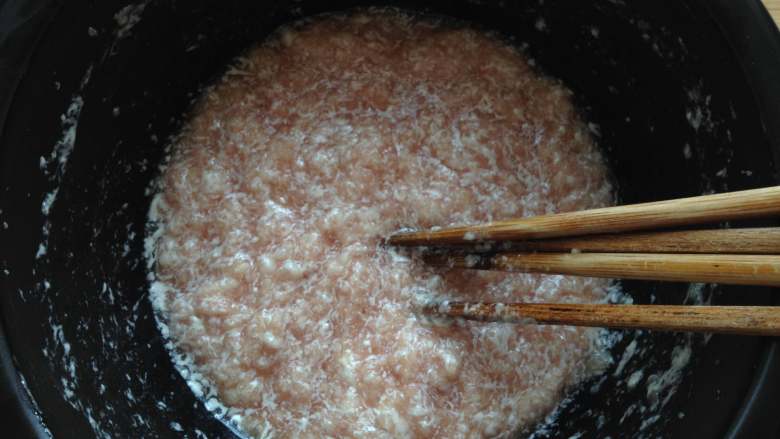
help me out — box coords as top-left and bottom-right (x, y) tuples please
(388, 186), (780, 246)
(398, 186), (780, 335)
(424, 252), (780, 286)
(507, 227), (780, 254)
(423, 302), (780, 336)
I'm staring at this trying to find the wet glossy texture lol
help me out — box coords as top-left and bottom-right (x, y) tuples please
(149, 10), (613, 438)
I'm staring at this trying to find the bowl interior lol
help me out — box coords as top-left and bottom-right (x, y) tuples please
(0, 1), (778, 438)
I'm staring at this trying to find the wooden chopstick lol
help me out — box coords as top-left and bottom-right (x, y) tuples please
(388, 186), (780, 246)
(395, 186), (780, 335)
(424, 252), (780, 286)
(494, 227), (780, 254)
(422, 302), (780, 336)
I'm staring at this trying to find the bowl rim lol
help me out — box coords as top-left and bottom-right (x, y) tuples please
(1, 0), (779, 437)
(699, 0), (780, 437)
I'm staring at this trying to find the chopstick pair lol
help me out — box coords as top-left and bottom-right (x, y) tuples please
(387, 186), (780, 336)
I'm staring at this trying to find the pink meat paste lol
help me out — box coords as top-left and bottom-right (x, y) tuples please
(148, 9), (614, 438)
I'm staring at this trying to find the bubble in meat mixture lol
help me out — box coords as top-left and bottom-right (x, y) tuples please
(148, 8), (615, 439)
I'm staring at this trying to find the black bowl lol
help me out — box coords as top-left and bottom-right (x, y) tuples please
(1, 1), (779, 438)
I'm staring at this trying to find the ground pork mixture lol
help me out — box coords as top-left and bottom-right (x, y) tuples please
(148, 9), (614, 438)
